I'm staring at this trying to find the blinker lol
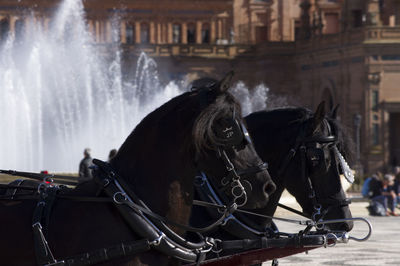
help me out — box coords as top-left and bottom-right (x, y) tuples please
(214, 118), (247, 150)
(306, 148), (325, 169)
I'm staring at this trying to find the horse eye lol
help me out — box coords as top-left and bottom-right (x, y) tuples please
(310, 157), (320, 167)
(310, 155), (319, 161)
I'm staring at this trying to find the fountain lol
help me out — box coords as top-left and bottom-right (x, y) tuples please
(0, 0), (274, 172)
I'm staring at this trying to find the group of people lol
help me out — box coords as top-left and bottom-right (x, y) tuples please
(364, 167), (400, 216)
(78, 148), (117, 183)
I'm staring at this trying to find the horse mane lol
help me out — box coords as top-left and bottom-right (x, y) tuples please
(113, 82), (242, 167)
(327, 116), (356, 165)
(111, 90), (196, 167)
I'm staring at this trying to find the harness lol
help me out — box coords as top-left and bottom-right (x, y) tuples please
(0, 113), (272, 266)
(0, 155), (371, 266)
(193, 118), (371, 255)
(0, 116), (368, 265)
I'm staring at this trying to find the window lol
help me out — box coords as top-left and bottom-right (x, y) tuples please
(294, 20), (301, 40)
(187, 23), (196, 44)
(126, 23), (135, 44)
(372, 123), (380, 146)
(14, 19), (25, 43)
(352, 10), (363, 28)
(140, 23), (149, 44)
(255, 26), (268, 42)
(172, 23), (181, 43)
(324, 13), (339, 34)
(372, 90), (379, 111)
(0, 18), (10, 41)
(201, 23), (210, 44)
(112, 23), (121, 43)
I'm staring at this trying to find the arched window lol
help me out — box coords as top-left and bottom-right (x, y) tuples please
(187, 23), (196, 44)
(0, 18), (10, 41)
(14, 19), (25, 43)
(140, 23), (149, 44)
(126, 22), (135, 44)
(201, 23), (210, 44)
(172, 23), (181, 43)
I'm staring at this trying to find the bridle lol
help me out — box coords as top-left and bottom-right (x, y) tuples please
(277, 118), (352, 227)
(212, 116), (269, 207)
(216, 148), (268, 207)
(196, 84), (271, 208)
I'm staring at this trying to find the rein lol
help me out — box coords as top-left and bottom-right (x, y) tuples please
(194, 172), (372, 250)
(0, 169), (78, 186)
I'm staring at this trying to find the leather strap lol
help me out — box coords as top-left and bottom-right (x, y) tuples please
(32, 187), (60, 265)
(62, 240), (151, 266)
(217, 234), (326, 251)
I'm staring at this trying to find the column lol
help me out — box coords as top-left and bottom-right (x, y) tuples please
(98, 21), (102, 42)
(157, 22), (162, 44)
(99, 21), (104, 42)
(217, 19), (222, 41)
(121, 21), (126, 43)
(26, 17), (33, 36)
(43, 17), (48, 33)
(10, 16), (15, 38)
(182, 22), (187, 44)
(210, 20), (216, 43)
(95, 20), (100, 43)
(106, 20), (112, 42)
(196, 21), (202, 44)
(135, 21), (141, 43)
(167, 22), (173, 43)
(88, 20), (94, 37)
(150, 21), (155, 44)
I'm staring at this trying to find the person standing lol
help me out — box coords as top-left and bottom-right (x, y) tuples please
(78, 148), (93, 183)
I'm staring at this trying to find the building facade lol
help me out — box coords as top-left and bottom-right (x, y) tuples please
(1, 0), (400, 175)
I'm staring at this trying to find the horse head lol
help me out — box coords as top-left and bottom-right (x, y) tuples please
(285, 102), (353, 231)
(190, 73), (276, 210)
(246, 102), (354, 232)
(111, 72), (275, 236)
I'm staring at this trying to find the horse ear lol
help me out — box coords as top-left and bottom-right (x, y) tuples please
(312, 101), (326, 131)
(330, 104), (340, 119)
(216, 71), (234, 94)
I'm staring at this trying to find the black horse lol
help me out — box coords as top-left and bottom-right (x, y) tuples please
(191, 98), (354, 245)
(244, 102), (354, 232)
(0, 74), (276, 265)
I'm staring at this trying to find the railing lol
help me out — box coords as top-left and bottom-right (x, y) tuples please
(295, 26), (400, 52)
(95, 43), (258, 59)
(95, 26), (400, 59)
(364, 26), (400, 42)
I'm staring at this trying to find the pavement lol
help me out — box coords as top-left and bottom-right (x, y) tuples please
(263, 193), (400, 266)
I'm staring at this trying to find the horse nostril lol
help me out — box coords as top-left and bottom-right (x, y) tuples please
(264, 181), (276, 195)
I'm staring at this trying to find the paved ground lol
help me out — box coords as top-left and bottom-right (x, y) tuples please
(264, 198), (400, 266)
